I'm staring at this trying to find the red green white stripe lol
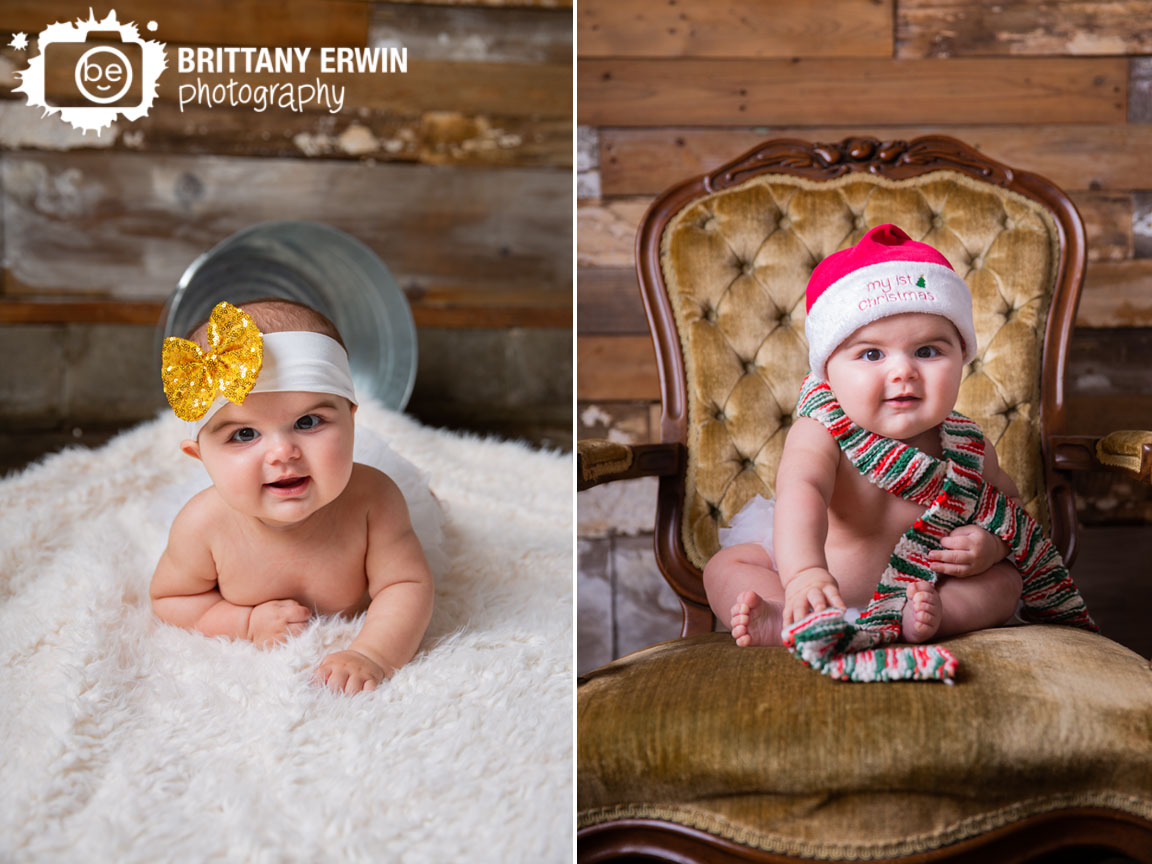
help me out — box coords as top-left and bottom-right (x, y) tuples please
(783, 374), (1097, 683)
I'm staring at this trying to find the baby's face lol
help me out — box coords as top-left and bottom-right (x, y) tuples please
(183, 391), (356, 529)
(824, 313), (965, 444)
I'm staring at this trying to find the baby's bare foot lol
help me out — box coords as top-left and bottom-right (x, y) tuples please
(901, 580), (942, 643)
(730, 590), (784, 647)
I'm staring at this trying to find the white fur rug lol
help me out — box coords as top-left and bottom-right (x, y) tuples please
(0, 403), (573, 863)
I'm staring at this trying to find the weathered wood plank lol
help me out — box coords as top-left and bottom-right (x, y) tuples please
(372, 4), (570, 64)
(1070, 191), (1132, 262)
(1081, 260), (1152, 327)
(0, 0), (370, 47)
(1, 151), (571, 310)
(598, 125), (1152, 196)
(576, 335), (658, 401)
(0, 300), (164, 326)
(1068, 327), (1152, 399)
(578, 58), (1126, 127)
(576, 267), (644, 334)
(1128, 57), (1152, 122)
(1129, 191), (1152, 257)
(369, 0), (570, 6)
(897, 1), (1152, 58)
(578, 0), (892, 59)
(576, 197), (649, 268)
(0, 297), (570, 328)
(0, 100), (571, 168)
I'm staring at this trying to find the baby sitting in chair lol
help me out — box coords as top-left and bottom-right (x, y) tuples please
(150, 299), (435, 694)
(705, 224), (1031, 653)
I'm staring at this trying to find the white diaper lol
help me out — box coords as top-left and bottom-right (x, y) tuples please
(718, 494), (775, 559)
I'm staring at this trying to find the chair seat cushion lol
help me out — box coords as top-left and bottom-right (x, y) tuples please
(578, 628), (1152, 859)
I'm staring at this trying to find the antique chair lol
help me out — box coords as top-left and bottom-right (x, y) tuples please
(577, 136), (1152, 862)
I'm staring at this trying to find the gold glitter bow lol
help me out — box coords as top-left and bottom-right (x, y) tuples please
(161, 301), (264, 422)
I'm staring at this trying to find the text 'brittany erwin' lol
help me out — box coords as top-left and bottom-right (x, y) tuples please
(176, 46), (408, 75)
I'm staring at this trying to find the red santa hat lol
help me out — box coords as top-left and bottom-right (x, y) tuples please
(804, 224), (977, 380)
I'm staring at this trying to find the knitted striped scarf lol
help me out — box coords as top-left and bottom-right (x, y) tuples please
(782, 374), (1097, 683)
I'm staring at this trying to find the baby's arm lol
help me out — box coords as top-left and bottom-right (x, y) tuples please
(150, 499), (309, 646)
(774, 417), (846, 624)
(313, 473), (434, 694)
(929, 440), (1019, 577)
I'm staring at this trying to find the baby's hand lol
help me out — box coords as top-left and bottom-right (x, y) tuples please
(312, 649), (387, 695)
(247, 599), (311, 648)
(783, 568), (845, 626)
(930, 524), (1010, 577)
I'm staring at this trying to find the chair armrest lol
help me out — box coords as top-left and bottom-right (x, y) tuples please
(1050, 432), (1152, 483)
(1096, 430), (1152, 481)
(577, 439), (683, 491)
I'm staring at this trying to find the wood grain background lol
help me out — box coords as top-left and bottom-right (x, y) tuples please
(0, 0), (572, 453)
(576, 0), (1152, 670)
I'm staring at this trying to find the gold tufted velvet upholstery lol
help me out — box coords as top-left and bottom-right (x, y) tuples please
(662, 171), (1058, 571)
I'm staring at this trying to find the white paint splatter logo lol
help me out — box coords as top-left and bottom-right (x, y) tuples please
(13, 9), (167, 135)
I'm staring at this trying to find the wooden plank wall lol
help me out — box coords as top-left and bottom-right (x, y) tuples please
(0, 0), (572, 449)
(576, 1), (1152, 669)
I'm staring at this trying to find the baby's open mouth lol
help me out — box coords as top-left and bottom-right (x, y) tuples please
(264, 476), (310, 495)
(886, 395), (920, 404)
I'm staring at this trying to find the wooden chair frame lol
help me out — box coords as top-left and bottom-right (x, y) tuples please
(576, 135), (1152, 863)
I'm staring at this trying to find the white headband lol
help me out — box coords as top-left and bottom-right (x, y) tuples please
(187, 330), (358, 438)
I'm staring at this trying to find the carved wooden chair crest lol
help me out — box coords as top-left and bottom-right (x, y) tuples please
(578, 136), (1152, 863)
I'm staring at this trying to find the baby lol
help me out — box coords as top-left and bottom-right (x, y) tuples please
(150, 299), (434, 694)
(704, 224), (1023, 649)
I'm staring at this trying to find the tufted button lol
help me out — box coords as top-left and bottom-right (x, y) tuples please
(714, 407), (726, 422)
(741, 261), (754, 276)
(1003, 216), (1015, 230)
(781, 412), (793, 425)
(932, 215), (945, 229)
(779, 216), (792, 231)
(741, 458), (755, 471)
(969, 358), (983, 374)
(743, 360), (757, 375)
(709, 504), (722, 519)
(1003, 405), (1018, 421)
(777, 313), (791, 327)
(972, 255), (984, 270)
(701, 304), (716, 322)
(701, 215), (716, 231)
(854, 215), (867, 230)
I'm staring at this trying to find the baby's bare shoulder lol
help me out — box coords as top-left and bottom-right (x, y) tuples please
(154, 487), (223, 592)
(345, 463), (407, 513)
(782, 417), (840, 469)
(347, 462), (402, 495)
(785, 415), (837, 449)
(170, 486), (227, 541)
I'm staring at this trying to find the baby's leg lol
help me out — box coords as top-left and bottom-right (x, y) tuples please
(934, 560), (1023, 638)
(703, 543), (785, 647)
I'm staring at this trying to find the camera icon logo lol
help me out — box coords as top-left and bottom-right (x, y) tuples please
(45, 30), (143, 108)
(14, 10), (166, 134)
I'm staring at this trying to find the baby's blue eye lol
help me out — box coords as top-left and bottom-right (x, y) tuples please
(862, 348), (883, 362)
(231, 427), (258, 443)
(915, 345), (940, 358)
(295, 414), (323, 431)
